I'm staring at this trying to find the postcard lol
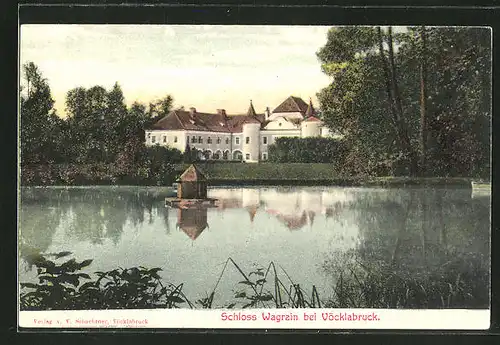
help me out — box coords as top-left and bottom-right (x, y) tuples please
(18, 22), (491, 330)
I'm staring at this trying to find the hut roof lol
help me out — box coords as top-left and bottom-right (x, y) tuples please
(178, 164), (207, 182)
(180, 224), (207, 240)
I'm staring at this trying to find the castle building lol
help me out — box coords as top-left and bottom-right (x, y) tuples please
(144, 96), (339, 163)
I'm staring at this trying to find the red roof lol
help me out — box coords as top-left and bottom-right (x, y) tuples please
(272, 96), (309, 114)
(304, 116), (321, 122)
(152, 110), (265, 133)
(242, 117), (261, 124)
(178, 164), (207, 181)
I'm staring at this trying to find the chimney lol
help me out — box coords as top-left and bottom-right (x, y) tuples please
(217, 109), (226, 116)
(189, 107), (197, 116)
(265, 107), (271, 119)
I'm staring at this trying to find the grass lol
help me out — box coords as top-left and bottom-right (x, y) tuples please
(174, 162), (474, 187)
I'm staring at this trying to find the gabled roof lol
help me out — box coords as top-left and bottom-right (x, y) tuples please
(178, 164), (207, 182)
(152, 111), (186, 130)
(272, 96), (309, 114)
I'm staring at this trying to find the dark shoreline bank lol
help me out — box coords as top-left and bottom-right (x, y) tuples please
(20, 163), (479, 188)
(20, 177), (474, 188)
(206, 177), (473, 188)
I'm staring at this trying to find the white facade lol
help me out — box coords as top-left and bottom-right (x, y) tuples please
(144, 97), (341, 163)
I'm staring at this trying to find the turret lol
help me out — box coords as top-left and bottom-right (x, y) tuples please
(242, 118), (261, 163)
(301, 116), (322, 138)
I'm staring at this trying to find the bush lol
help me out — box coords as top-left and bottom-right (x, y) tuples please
(268, 137), (347, 165)
(20, 144), (183, 186)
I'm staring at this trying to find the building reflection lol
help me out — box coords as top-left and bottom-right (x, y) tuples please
(273, 210), (308, 230)
(176, 208), (209, 240)
(176, 187), (354, 235)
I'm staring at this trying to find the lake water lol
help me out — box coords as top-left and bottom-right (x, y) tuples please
(18, 186), (490, 309)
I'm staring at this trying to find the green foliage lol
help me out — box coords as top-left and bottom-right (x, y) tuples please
(20, 254), (190, 310)
(139, 145), (182, 186)
(63, 83), (154, 164)
(226, 259), (322, 309)
(323, 251), (489, 309)
(20, 252), (487, 310)
(146, 95), (174, 126)
(268, 137), (347, 164)
(317, 27), (491, 178)
(20, 62), (60, 165)
(19, 65), (181, 185)
(20, 146), (182, 187)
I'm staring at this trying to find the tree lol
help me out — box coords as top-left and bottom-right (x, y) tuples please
(183, 142), (195, 163)
(105, 82), (129, 158)
(20, 62), (57, 165)
(65, 85), (109, 162)
(418, 26), (429, 175)
(65, 83), (146, 164)
(146, 95), (174, 127)
(317, 26), (491, 177)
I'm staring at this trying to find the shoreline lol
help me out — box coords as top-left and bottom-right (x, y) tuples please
(20, 176), (475, 188)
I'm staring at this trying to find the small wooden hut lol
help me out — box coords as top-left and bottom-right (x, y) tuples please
(176, 164), (208, 199)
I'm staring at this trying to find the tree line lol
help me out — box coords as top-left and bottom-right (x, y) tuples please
(316, 26), (491, 178)
(20, 62), (182, 185)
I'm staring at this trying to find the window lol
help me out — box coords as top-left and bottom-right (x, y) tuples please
(226, 138), (229, 144)
(198, 136), (203, 144)
(245, 153), (250, 160)
(235, 137), (240, 145)
(207, 137), (212, 144)
(263, 137), (268, 145)
(216, 137), (221, 144)
(163, 136), (167, 143)
(262, 152), (268, 160)
(191, 136), (196, 143)
(174, 136), (178, 143)
(186, 136), (189, 142)
(245, 137), (250, 144)
(151, 136), (156, 143)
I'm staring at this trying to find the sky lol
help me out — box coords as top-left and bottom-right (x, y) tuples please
(20, 25), (333, 117)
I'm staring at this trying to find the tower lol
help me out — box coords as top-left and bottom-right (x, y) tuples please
(301, 98), (322, 138)
(242, 100), (261, 162)
(242, 119), (261, 162)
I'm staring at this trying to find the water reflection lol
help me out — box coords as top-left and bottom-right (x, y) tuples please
(176, 208), (208, 240)
(18, 186), (490, 308)
(19, 186), (490, 252)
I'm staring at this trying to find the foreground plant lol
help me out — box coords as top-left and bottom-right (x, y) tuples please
(20, 252), (191, 310)
(206, 258), (322, 309)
